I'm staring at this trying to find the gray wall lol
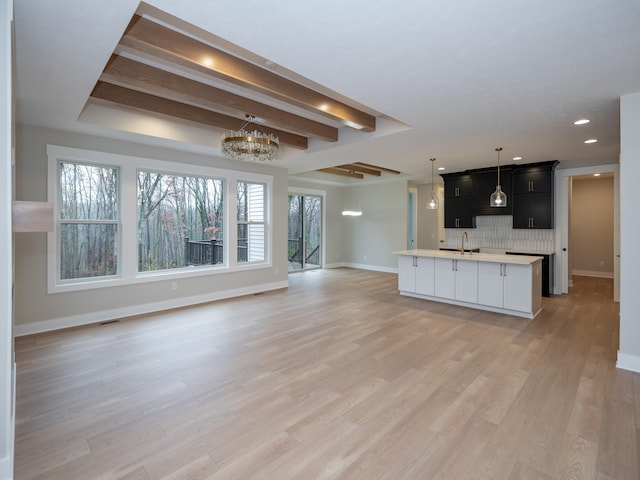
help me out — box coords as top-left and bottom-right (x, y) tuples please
(341, 179), (408, 270)
(14, 124), (289, 333)
(417, 183), (443, 249)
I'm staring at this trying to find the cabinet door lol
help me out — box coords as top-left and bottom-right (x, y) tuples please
(529, 169), (553, 193)
(444, 197), (475, 228)
(478, 262), (504, 307)
(503, 263), (532, 312)
(530, 192), (553, 228)
(398, 256), (416, 292)
(512, 193), (531, 229)
(415, 257), (435, 296)
(455, 259), (478, 304)
(434, 258), (456, 300)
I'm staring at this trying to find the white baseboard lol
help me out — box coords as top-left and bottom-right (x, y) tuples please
(0, 455), (12, 480)
(14, 280), (289, 337)
(323, 262), (346, 269)
(572, 270), (614, 279)
(616, 351), (640, 373)
(342, 262), (398, 274)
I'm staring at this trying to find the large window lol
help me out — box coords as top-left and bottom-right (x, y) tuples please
(137, 171), (224, 271)
(47, 145), (272, 293)
(58, 161), (119, 280)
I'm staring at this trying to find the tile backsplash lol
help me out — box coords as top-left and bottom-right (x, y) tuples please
(443, 215), (554, 253)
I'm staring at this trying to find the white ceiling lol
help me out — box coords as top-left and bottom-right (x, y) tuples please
(13, 0), (640, 183)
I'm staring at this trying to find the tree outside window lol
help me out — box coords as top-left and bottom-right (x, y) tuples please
(137, 171), (224, 272)
(58, 161), (119, 280)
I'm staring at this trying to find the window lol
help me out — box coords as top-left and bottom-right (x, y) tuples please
(57, 161), (119, 280)
(137, 171), (224, 272)
(47, 145), (273, 293)
(237, 181), (266, 263)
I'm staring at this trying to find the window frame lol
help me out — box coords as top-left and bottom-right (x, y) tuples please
(56, 160), (121, 283)
(237, 180), (268, 265)
(47, 145), (273, 294)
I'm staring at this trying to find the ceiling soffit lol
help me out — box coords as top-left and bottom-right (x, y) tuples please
(86, 5), (382, 165)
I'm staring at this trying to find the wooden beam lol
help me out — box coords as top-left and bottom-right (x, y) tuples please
(120, 16), (376, 132)
(12, 201), (53, 233)
(318, 168), (364, 179)
(354, 162), (401, 174)
(90, 81), (308, 149)
(101, 55), (338, 142)
(336, 164), (381, 176)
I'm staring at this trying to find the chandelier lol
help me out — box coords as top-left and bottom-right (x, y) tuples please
(221, 114), (279, 161)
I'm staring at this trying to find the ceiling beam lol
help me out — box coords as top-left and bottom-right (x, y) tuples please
(120, 15), (376, 132)
(335, 164), (382, 176)
(354, 162), (401, 174)
(318, 168), (364, 179)
(101, 55), (339, 142)
(90, 81), (308, 149)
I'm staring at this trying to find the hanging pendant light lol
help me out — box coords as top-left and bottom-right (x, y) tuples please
(428, 157), (439, 209)
(490, 147), (507, 207)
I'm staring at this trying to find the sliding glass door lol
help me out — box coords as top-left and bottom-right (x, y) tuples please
(288, 194), (322, 272)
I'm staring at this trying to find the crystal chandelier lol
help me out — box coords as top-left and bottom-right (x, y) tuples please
(221, 114), (279, 161)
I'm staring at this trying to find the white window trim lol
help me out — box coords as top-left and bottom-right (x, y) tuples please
(47, 145), (273, 294)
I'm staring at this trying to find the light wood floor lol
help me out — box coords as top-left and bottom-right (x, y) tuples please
(14, 269), (639, 479)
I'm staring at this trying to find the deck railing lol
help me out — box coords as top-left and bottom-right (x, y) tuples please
(184, 237), (247, 265)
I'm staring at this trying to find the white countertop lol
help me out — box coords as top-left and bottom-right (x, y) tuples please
(394, 249), (543, 265)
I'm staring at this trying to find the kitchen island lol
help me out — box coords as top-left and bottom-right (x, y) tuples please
(395, 249), (543, 319)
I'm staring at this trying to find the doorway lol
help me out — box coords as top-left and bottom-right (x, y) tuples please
(556, 164), (619, 301)
(288, 193), (323, 272)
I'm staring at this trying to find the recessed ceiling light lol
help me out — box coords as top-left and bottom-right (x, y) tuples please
(437, 167), (445, 171)
(593, 173), (601, 177)
(574, 119), (590, 125)
(513, 156), (522, 161)
(584, 139), (598, 144)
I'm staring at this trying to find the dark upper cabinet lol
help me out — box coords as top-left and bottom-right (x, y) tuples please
(442, 173), (474, 228)
(442, 161), (558, 230)
(472, 169), (513, 216)
(444, 174), (473, 199)
(511, 161), (558, 229)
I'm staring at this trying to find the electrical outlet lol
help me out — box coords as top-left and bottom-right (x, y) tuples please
(171, 281), (177, 290)
(599, 261), (605, 267)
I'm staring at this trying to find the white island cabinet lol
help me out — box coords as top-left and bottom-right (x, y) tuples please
(395, 249), (543, 319)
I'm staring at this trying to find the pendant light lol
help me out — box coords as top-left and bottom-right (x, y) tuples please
(490, 147), (507, 207)
(427, 157), (439, 209)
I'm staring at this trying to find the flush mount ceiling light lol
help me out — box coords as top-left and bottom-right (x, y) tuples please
(221, 114), (279, 161)
(427, 157), (439, 210)
(490, 147), (507, 208)
(584, 138), (598, 144)
(574, 119), (590, 125)
(513, 156), (523, 161)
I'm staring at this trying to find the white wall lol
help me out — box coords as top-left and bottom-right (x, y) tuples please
(618, 91), (640, 372)
(13, 124), (289, 335)
(1, 0), (14, 477)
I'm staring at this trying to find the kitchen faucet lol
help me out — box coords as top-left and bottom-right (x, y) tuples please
(460, 231), (469, 254)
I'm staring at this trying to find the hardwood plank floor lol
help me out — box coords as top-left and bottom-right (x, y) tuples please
(13, 269), (639, 479)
